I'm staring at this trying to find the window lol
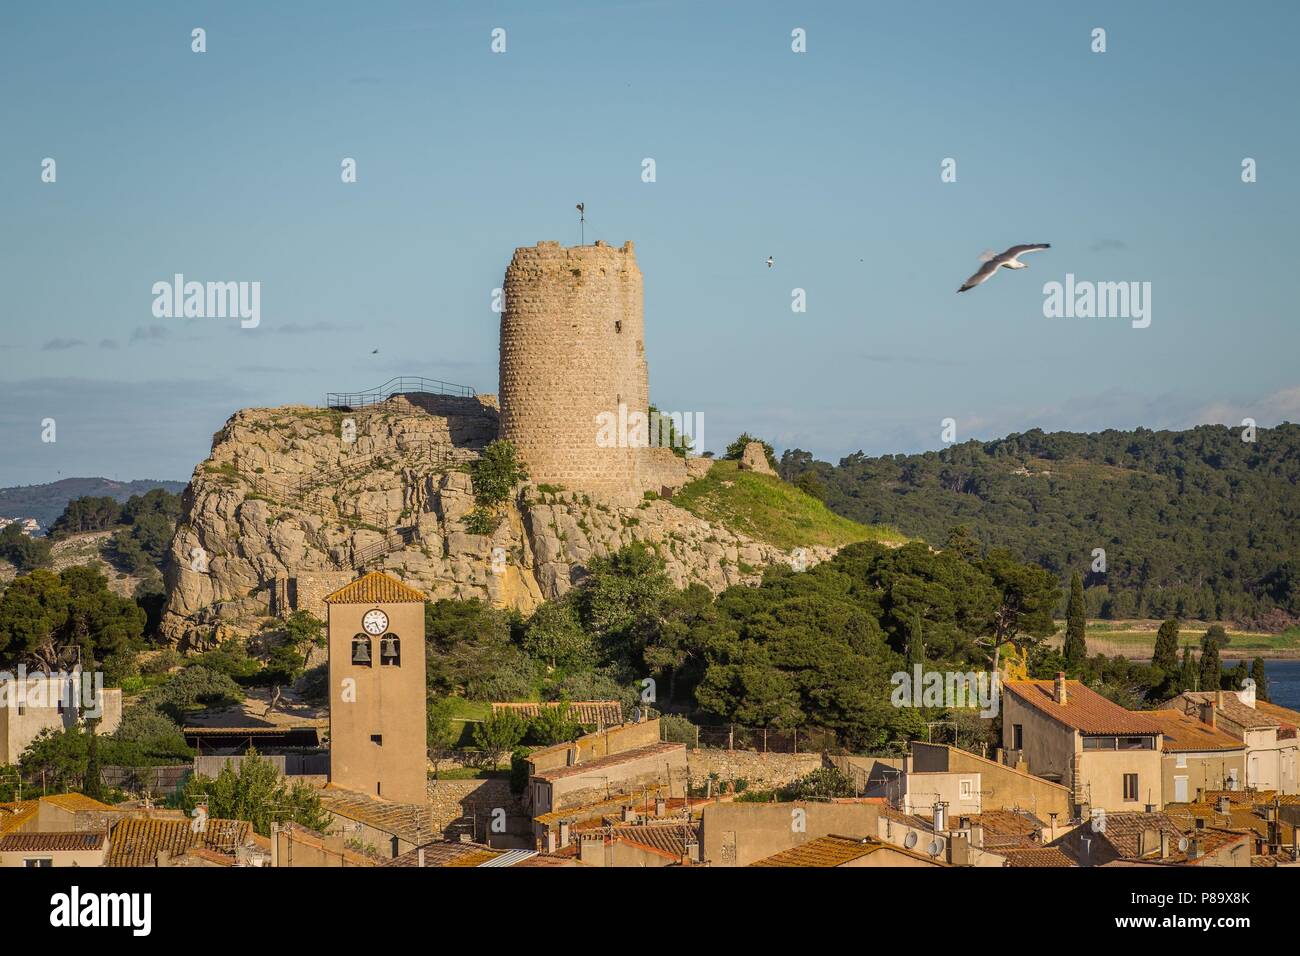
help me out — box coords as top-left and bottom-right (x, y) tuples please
(351, 634), (372, 666)
(379, 634), (401, 667)
(1012, 724), (1023, 749)
(17, 703), (25, 716)
(1123, 773), (1138, 801)
(959, 779), (973, 800)
(1176, 754), (1187, 769)
(1174, 775), (1189, 802)
(371, 734), (383, 746)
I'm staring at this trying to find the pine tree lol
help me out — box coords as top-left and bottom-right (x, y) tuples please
(1251, 657), (1270, 702)
(1062, 572), (1087, 669)
(1152, 618), (1181, 688)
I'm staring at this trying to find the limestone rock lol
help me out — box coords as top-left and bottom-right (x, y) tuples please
(737, 442), (776, 476)
(159, 399), (836, 647)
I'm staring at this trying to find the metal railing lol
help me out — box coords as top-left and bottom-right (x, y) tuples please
(327, 376), (475, 409)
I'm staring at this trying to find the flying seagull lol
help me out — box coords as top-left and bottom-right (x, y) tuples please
(766, 256), (774, 269)
(957, 243), (1051, 293)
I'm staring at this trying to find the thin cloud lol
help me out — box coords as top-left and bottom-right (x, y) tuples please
(130, 324), (170, 344)
(42, 337), (85, 351)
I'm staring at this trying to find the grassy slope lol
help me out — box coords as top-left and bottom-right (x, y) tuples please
(672, 460), (905, 551)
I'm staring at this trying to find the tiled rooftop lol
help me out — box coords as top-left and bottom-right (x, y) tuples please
(318, 786), (436, 844)
(385, 840), (505, 867)
(750, 835), (944, 868)
(0, 831), (107, 853)
(106, 817), (252, 867)
(533, 742), (685, 782)
(323, 570), (427, 605)
(1142, 709), (1245, 752)
(492, 700), (623, 726)
(998, 846), (1075, 867)
(1004, 680), (1162, 735)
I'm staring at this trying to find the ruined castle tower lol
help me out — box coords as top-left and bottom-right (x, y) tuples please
(499, 240), (651, 499)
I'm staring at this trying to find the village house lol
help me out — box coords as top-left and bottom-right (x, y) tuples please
(748, 834), (947, 868)
(1001, 675), (1164, 815)
(1161, 687), (1298, 794)
(1142, 708), (1247, 803)
(0, 670), (122, 765)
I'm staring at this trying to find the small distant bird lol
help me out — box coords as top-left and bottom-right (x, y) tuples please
(371, 349), (379, 354)
(766, 256), (774, 269)
(957, 243), (1051, 293)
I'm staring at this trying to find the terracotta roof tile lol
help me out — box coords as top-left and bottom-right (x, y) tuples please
(324, 570), (426, 605)
(385, 840), (504, 867)
(491, 701), (623, 726)
(998, 846), (1075, 867)
(0, 831), (107, 853)
(0, 801), (39, 836)
(106, 817), (251, 867)
(1004, 680), (1162, 735)
(1143, 709), (1246, 752)
(1166, 692), (1279, 731)
(318, 787), (436, 845)
(533, 742), (685, 782)
(750, 835), (945, 867)
(40, 793), (119, 813)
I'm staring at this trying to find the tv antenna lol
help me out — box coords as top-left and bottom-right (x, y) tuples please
(576, 203), (585, 245)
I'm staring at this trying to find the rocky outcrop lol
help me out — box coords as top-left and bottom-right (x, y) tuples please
(160, 397), (832, 647)
(737, 441), (776, 476)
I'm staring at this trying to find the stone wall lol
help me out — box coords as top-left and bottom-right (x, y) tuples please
(499, 240), (650, 501)
(686, 750), (825, 791)
(427, 778), (522, 833)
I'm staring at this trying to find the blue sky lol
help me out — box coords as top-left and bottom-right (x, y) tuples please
(2, 1), (1297, 486)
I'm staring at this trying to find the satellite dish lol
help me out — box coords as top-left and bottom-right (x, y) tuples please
(927, 839), (944, 858)
(904, 832), (918, 849)
(1178, 837), (1189, 852)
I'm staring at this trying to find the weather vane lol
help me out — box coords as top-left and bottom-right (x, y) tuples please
(576, 202), (585, 245)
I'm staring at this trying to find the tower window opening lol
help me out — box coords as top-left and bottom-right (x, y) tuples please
(351, 634), (372, 666)
(615, 320), (622, 333)
(380, 633), (401, 666)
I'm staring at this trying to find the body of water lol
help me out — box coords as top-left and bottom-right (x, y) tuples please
(1262, 659), (1300, 710)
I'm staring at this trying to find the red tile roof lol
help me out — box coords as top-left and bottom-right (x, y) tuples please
(533, 742), (685, 782)
(999, 846), (1075, 867)
(1004, 680), (1162, 735)
(0, 831), (107, 853)
(324, 570), (426, 605)
(1143, 709), (1246, 752)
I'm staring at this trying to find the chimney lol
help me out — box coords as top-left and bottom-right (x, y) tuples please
(1159, 830), (1170, 859)
(417, 847), (425, 868)
(655, 797), (666, 817)
(1188, 838), (1201, 860)
(1216, 795), (1231, 815)
(1240, 680), (1257, 708)
(621, 805), (634, 823)
(545, 829), (557, 853)
(1215, 690), (1225, 710)
(559, 820), (571, 847)
(1200, 702), (1216, 730)
(1048, 812), (1059, 843)
(933, 800), (948, 833)
(155, 849), (171, 867)
(1054, 672), (1068, 705)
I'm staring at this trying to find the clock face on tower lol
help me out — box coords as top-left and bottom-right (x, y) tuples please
(362, 609), (389, 635)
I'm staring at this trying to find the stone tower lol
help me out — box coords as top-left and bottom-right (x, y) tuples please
(499, 240), (650, 499)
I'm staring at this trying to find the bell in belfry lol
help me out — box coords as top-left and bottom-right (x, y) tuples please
(381, 635), (399, 662)
(352, 635), (371, 664)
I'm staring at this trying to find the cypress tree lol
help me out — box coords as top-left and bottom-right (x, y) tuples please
(1251, 657), (1270, 702)
(1152, 618), (1180, 686)
(1062, 572), (1088, 669)
(1179, 645), (1197, 692)
(1200, 626), (1223, 692)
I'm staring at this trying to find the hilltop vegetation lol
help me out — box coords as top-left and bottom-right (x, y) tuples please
(0, 477), (186, 530)
(780, 424), (1300, 627)
(672, 459), (902, 551)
